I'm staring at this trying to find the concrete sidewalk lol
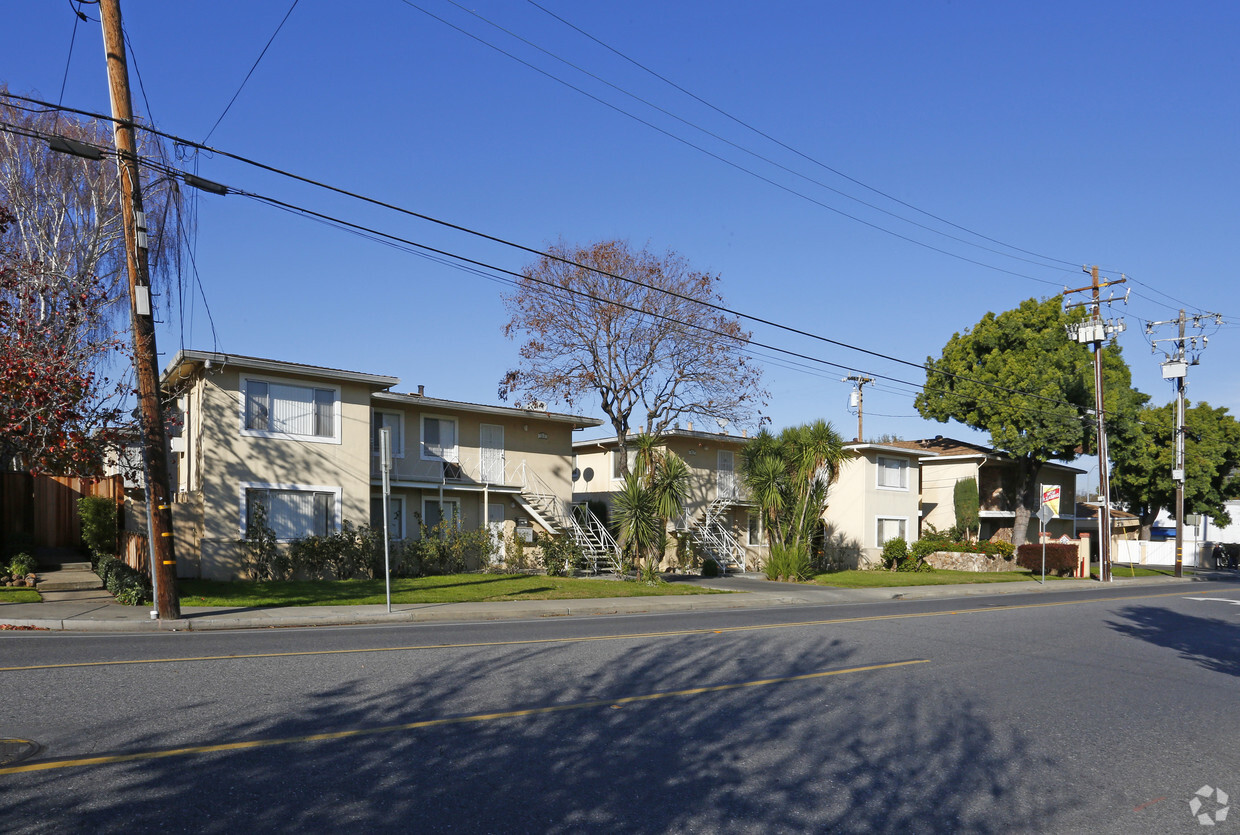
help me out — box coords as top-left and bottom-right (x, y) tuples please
(0, 572), (1211, 633)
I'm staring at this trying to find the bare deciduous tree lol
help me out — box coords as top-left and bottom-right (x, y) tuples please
(500, 240), (767, 468)
(0, 87), (182, 325)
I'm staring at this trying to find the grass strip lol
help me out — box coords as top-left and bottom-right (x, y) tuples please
(178, 574), (728, 607)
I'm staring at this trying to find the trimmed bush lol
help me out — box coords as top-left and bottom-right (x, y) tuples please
(95, 554), (151, 605)
(701, 558), (722, 578)
(1016, 543), (1079, 576)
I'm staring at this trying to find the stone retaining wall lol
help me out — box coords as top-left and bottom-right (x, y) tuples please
(923, 550), (1020, 572)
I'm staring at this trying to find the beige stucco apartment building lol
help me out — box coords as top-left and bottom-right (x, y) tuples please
(161, 351), (600, 580)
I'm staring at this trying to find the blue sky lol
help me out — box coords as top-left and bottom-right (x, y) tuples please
(7, 1), (1239, 487)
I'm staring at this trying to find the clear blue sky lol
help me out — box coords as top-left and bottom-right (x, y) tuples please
(7, 1), (1239, 486)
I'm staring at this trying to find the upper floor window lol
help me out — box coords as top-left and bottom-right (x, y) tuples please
(243, 379), (338, 443)
(372, 410), (404, 458)
(421, 415), (458, 462)
(612, 448), (637, 480)
(876, 456), (909, 490)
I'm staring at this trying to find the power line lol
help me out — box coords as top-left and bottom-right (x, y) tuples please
(202, 0), (301, 143)
(394, 0), (1067, 289)
(434, 0), (1072, 275)
(0, 107), (1182, 433)
(524, 0), (1083, 273)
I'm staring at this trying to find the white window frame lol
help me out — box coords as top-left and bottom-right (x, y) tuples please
(421, 497), (462, 531)
(371, 493), (406, 540)
(420, 414), (459, 463)
(239, 482), (342, 541)
(875, 455), (910, 491)
(876, 516), (909, 547)
(240, 376), (341, 445)
(372, 410), (405, 458)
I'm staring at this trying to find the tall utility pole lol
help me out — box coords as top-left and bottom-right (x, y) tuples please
(1064, 266), (1126, 582)
(100, 0), (180, 619)
(844, 375), (874, 442)
(1147, 309), (1219, 578)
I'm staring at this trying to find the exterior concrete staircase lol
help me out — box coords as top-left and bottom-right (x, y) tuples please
(35, 553), (111, 603)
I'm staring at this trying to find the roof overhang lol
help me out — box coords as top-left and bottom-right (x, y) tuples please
(162, 350), (400, 390)
(374, 390), (601, 429)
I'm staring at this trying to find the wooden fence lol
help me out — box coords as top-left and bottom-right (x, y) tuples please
(0, 473), (125, 553)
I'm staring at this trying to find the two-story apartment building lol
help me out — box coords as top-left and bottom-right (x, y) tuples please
(572, 427), (763, 571)
(160, 350), (601, 580)
(825, 442), (936, 567)
(883, 437), (1083, 542)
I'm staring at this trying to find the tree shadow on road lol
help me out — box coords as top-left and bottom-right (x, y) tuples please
(1107, 604), (1240, 678)
(2, 629), (1071, 833)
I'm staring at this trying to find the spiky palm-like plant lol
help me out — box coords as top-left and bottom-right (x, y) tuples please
(740, 420), (848, 551)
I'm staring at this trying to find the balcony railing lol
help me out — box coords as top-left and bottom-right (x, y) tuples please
(372, 451), (526, 487)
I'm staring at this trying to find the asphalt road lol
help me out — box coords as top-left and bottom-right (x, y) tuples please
(2, 581), (1239, 833)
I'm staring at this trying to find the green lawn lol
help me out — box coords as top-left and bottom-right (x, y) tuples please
(178, 574), (730, 607)
(1095, 563), (1191, 578)
(810, 569), (1057, 588)
(0, 588), (42, 603)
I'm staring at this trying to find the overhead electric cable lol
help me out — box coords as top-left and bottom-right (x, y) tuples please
(437, 0), (1069, 274)
(393, 1), (1064, 288)
(525, 0), (1083, 271)
(202, 0), (301, 143)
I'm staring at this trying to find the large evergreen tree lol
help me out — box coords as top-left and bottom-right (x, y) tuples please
(915, 296), (1147, 545)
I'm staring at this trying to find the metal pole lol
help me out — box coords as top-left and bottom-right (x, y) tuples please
(99, 0), (179, 618)
(380, 427), (392, 613)
(1174, 310), (1186, 578)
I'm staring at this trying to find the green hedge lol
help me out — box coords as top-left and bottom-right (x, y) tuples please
(1016, 543), (1078, 576)
(95, 555), (152, 606)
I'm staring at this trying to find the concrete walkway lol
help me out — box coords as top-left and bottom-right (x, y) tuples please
(0, 571), (1213, 633)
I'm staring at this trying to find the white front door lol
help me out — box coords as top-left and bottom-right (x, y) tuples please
(487, 504), (506, 563)
(480, 423), (505, 483)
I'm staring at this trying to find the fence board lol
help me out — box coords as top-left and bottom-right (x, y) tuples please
(1, 474), (124, 553)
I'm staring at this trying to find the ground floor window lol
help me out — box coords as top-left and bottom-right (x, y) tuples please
(243, 485), (339, 541)
(747, 511), (764, 546)
(371, 495), (405, 540)
(422, 497), (462, 531)
(876, 517), (907, 546)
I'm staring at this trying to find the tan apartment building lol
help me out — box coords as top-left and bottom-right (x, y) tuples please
(824, 442), (936, 567)
(160, 351), (600, 580)
(572, 427), (764, 571)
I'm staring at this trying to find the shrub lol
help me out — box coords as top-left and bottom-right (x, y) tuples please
(239, 502), (288, 581)
(8, 552), (37, 578)
(881, 537), (909, 570)
(288, 521), (380, 580)
(910, 538), (940, 561)
(397, 517), (493, 576)
(701, 558), (721, 578)
(765, 542), (811, 581)
(94, 554), (151, 605)
(499, 528), (530, 575)
(78, 496), (118, 558)
(541, 535), (584, 577)
(1016, 543), (1079, 576)
(674, 533), (699, 572)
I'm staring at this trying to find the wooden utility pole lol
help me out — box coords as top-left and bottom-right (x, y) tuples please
(844, 375), (874, 442)
(100, 0), (180, 619)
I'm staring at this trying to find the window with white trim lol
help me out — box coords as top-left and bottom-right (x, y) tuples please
(372, 410), (404, 458)
(243, 485), (339, 541)
(612, 449), (637, 480)
(421, 416), (459, 462)
(876, 517), (907, 546)
(243, 379), (339, 442)
(747, 511), (764, 546)
(876, 456), (909, 490)
(422, 497), (461, 531)
(371, 495), (405, 540)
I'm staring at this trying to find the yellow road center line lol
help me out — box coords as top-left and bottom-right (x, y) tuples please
(0, 589), (1199, 673)
(0, 659), (928, 775)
